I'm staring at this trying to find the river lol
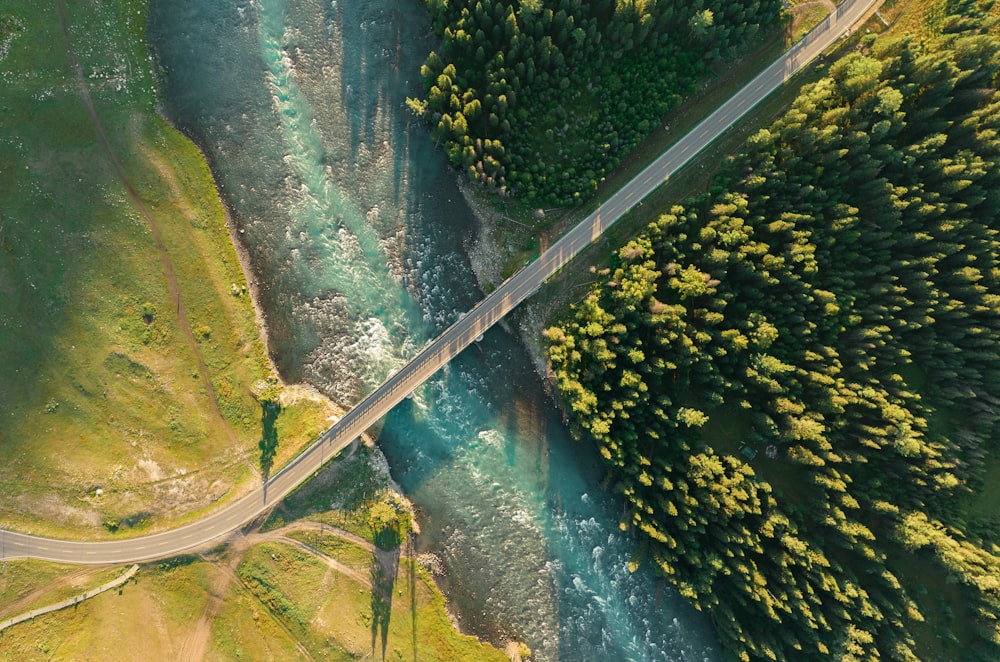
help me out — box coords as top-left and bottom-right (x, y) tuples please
(148, 0), (721, 659)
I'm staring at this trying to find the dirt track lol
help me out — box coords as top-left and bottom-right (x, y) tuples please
(54, 0), (241, 454)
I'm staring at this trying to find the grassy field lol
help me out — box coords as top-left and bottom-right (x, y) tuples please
(263, 442), (388, 534)
(0, 1), (334, 539)
(237, 540), (509, 661)
(0, 448), (507, 661)
(287, 528), (375, 577)
(0, 561), (123, 623)
(0, 557), (210, 660)
(1, 543), (505, 661)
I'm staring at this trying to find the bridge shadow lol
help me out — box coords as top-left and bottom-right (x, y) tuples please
(375, 384), (464, 489)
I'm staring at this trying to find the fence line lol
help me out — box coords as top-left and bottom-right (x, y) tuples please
(0, 564), (139, 633)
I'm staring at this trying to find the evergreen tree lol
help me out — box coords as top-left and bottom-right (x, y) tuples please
(546, 3), (1000, 657)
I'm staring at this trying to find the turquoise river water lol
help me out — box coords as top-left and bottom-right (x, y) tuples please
(148, 0), (722, 659)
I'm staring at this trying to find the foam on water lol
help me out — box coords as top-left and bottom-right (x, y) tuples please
(255, 0), (423, 398)
(380, 347), (722, 660)
(149, 0), (724, 658)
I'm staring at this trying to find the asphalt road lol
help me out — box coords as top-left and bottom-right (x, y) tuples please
(2, 0), (875, 565)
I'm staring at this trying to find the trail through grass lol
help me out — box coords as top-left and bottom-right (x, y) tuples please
(0, 448), (507, 661)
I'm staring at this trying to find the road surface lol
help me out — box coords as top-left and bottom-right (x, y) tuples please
(1, 0), (874, 565)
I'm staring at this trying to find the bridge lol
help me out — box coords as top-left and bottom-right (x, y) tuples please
(1, 0), (876, 565)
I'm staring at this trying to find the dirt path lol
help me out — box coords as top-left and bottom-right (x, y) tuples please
(276, 536), (373, 589)
(789, 0), (838, 37)
(174, 522), (366, 661)
(180, 532), (316, 661)
(257, 519), (377, 554)
(221, 558), (317, 661)
(2, 522), (383, 655)
(241, 520), (379, 588)
(241, 520), (386, 589)
(54, 0), (242, 453)
(176, 550), (242, 662)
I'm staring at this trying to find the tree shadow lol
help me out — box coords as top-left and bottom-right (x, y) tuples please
(370, 537), (401, 660)
(369, 503), (406, 660)
(259, 399), (281, 482)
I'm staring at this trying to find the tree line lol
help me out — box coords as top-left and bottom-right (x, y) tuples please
(407, 0), (782, 205)
(546, 1), (1000, 658)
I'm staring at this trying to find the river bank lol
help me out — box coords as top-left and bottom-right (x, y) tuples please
(458, 178), (555, 382)
(147, 0), (723, 658)
(0, 0), (342, 542)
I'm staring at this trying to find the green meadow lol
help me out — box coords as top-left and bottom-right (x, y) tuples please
(0, 0), (332, 539)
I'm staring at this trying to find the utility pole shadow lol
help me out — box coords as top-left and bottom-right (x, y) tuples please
(408, 534), (418, 662)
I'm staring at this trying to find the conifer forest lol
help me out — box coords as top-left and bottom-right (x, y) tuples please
(545, 1), (1000, 658)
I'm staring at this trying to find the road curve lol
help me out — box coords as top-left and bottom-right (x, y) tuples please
(1, 0), (874, 565)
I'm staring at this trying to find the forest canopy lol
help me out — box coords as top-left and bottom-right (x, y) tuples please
(546, 1), (1000, 659)
(408, 0), (783, 205)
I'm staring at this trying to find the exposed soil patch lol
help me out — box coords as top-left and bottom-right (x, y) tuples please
(788, 0), (837, 40)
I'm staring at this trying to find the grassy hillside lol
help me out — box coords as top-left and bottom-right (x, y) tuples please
(0, 0), (332, 538)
